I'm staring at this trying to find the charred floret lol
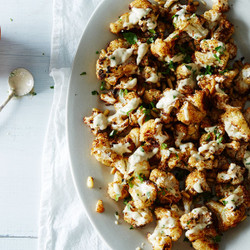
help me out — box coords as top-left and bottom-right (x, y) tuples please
(150, 169), (181, 204)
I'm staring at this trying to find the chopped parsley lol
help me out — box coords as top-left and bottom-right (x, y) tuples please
(119, 89), (128, 97)
(129, 226), (134, 230)
(161, 143), (168, 149)
(137, 173), (145, 183)
(187, 220), (191, 225)
(140, 147), (145, 153)
(222, 200), (228, 206)
(128, 177), (134, 188)
(168, 61), (175, 70)
(213, 54), (221, 63)
(91, 90), (99, 95)
(115, 194), (121, 201)
(215, 46), (225, 55)
(100, 81), (106, 91)
(185, 65), (192, 71)
(80, 71), (87, 75)
(148, 29), (156, 34)
(122, 32), (138, 45)
(96, 51), (100, 54)
(217, 136), (223, 143)
(204, 65), (213, 75)
(150, 101), (156, 108)
(219, 69), (229, 74)
(31, 92), (37, 96)
(205, 134), (211, 141)
(143, 108), (151, 122)
(213, 235), (221, 243)
(126, 109), (133, 116)
(50, 86), (54, 89)
(146, 37), (156, 44)
(10, 18), (13, 22)
(109, 130), (117, 137)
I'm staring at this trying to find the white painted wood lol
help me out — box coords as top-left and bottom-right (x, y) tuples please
(0, 0), (53, 249)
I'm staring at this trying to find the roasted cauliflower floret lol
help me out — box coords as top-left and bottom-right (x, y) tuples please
(84, 108), (108, 135)
(110, 0), (158, 34)
(212, 0), (229, 13)
(149, 169), (181, 204)
(156, 88), (183, 115)
(140, 118), (168, 145)
(235, 64), (250, 94)
(177, 101), (206, 125)
(123, 201), (153, 227)
(216, 163), (245, 185)
(206, 199), (246, 232)
(180, 206), (217, 243)
(192, 238), (219, 250)
(172, 6), (208, 41)
(143, 89), (162, 104)
(221, 107), (250, 142)
(215, 184), (250, 209)
(188, 153), (217, 171)
(142, 66), (160, 83)
(195, 39), (229, 69)
(185, 170), (211, 195)
(147, 207), (182, 249)
(108, 172), (129, 201)
(96, 39), (138, 85)
(91, 133), (118, 166)
(116, 77), (138, 90)
(129, 180), (157, 209)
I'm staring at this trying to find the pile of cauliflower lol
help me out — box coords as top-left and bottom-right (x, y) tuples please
(84, 0), (250, 249)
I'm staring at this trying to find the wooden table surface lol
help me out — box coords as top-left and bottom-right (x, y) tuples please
(0, 0), (53, 249)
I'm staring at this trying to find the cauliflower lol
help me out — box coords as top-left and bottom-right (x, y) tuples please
(206, 200), (246, 232)
(91, 133), (118, 167)
(235, 64), (250, 94)
(180, 206), (218, 243)
(148, 207), (182, 249)
(140, 119), (169, 145)
(123, 201), (153, 227)
(221, 107), (250, 142)
(177, 101), (206, 125)
(149, 169), (181, 204)
(129, 180), (157, 209)
(108, 171), (129, 201)
(185, 170), (211, 195)
(216, 163), (245, 185)
(84, 109), (108, 135)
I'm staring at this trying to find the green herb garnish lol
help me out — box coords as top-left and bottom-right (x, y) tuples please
(100, 81), (106, 91)
(213, 54), (221, 63)
(213, 235), (221, 243)
(122, 32), (138, 45)
(185, 65), (192, 71)
(161, 143), (168, 149)
(91, 90), (99, 95)
(222, 200), (228, 206)
(109, 130), (117, 137)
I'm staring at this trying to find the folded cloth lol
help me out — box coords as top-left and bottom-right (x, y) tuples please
(38, 0), (109, 249)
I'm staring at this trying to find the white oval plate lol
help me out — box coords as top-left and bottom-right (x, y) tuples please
(66, 0), (250, 249)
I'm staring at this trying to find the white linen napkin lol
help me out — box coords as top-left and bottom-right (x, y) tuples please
(38, 0), (110, 249)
